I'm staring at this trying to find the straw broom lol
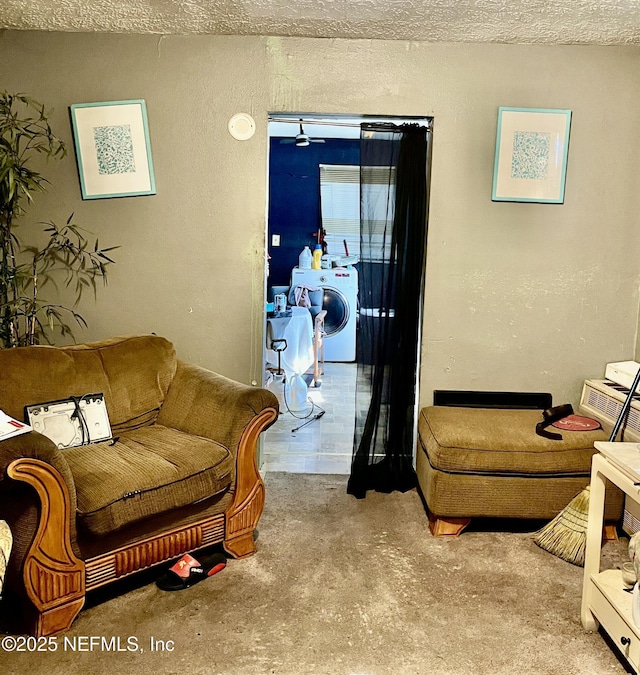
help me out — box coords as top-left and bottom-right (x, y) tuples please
(533, 367), (640, 566)
(533, 486), (590, 566)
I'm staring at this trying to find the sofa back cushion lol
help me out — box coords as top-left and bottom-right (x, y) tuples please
(0, 335), (177, 433)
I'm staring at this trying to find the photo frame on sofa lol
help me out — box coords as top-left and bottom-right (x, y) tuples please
(492, 107), (572, 204)
(70, 99), (156, 200)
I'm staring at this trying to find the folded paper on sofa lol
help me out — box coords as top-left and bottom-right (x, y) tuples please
(0, 409), (31, 442)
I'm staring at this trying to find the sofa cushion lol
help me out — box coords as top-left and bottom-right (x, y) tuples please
(419, 406), (609, 476)
(0, 335), (176, 434)
(63, 425), (233, 535)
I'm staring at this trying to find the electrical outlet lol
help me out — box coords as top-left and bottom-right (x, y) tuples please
(272, 234), (281, 247)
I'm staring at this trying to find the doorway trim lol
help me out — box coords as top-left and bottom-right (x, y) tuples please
(262, 112), (433, 473)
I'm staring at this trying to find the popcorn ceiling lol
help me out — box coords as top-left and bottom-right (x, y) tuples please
(0, 0), (639, 44)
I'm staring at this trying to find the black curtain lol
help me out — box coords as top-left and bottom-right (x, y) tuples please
(347, 123), (431, 499)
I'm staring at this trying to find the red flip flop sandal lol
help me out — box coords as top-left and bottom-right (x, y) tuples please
(156, 552), (227, 591)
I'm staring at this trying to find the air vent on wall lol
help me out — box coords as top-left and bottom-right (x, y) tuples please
(579, 379), (640, 536)
(578, 379), (640, 442)
(623, 504), (640, 536)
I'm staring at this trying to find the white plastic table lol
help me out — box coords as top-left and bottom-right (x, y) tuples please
(581, 442), (640, 672)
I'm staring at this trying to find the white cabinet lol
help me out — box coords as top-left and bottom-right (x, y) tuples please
(582, 444), (640, 672)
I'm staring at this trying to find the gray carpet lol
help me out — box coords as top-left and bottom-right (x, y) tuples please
(2, 473), (632, 674)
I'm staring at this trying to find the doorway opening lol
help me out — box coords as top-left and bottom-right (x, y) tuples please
(262, 113), (431, 475)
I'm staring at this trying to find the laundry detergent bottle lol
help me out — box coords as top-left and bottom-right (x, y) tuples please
(298, 246), (312, 269)
(312, 244), (322, 270)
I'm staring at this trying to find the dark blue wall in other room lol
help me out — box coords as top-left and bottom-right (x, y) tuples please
(268, 137), (360, 288)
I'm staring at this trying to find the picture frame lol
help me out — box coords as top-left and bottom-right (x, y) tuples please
(70, 100), (156, 200)
(492, 107), (572, 204)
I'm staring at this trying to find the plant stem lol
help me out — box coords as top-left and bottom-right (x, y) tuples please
(29, 253), (38, 345)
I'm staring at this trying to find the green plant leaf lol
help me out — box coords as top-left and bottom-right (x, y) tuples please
(1, 92), (116, 348)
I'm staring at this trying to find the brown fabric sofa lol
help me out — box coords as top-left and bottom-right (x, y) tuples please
(0, 335), (279, 636)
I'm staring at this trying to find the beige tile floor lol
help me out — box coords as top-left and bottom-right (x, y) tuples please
(261, 362), (356, 474)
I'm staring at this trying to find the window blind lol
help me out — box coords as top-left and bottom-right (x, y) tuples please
(319, 164), (360, 257)
(319, 164), (396, 261)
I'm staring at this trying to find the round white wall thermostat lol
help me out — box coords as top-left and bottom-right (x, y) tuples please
(228, 113), (256, 140)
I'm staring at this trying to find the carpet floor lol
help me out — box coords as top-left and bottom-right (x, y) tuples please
(2, 473), (632, 674)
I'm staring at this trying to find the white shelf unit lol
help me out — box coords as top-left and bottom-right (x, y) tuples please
(582, 444), (640, 672)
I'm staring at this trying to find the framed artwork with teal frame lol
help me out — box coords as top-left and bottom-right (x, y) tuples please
(492, 107), (572, 204)
(70, 100), (156, 200)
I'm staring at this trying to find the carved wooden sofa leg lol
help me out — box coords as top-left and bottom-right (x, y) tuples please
(223, 408), (274, 559)
(7, 458), (85, 637)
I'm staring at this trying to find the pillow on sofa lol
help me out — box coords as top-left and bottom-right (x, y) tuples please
(63, 425), (233, 535)
(0, 335), (176, 434)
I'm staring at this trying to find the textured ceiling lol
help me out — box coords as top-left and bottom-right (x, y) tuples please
(1, 0), (639, 44)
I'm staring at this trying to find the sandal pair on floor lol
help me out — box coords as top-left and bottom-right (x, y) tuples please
(156, 552), (227, 591)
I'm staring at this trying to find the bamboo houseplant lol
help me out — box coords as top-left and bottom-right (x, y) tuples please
(0, 92), (117, 348)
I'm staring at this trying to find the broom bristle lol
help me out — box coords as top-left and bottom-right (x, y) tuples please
(533, 486), (590, 566)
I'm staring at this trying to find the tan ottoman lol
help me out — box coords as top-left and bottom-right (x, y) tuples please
(416, 406), (624, 536)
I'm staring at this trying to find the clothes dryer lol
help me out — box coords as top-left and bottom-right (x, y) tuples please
(290, 267), (358, 362)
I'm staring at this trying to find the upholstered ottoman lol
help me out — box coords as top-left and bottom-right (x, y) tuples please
(416, 405), (624, 536)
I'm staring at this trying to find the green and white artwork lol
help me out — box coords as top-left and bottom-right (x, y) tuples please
(94, 125), (136, 175)
(511, 131), (550, 180)
(492, 107), (571, 204)
(70, 100), (156, 199)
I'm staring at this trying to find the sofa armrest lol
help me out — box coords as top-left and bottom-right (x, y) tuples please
(157, 362), (278, 559)
(1, 434), (83, 635)
(1, 431), (74, 487)
(157, 361), (279, 456)
(1, 430), (78, 514)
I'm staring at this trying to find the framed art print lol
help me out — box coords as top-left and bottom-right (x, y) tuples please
(70, 100), (156, 200)
(492, 107), (572, 204)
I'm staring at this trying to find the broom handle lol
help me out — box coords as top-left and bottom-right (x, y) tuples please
(609, 365), (640, 442)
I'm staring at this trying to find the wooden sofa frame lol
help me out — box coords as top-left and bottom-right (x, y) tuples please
(6, 405), (277, 638)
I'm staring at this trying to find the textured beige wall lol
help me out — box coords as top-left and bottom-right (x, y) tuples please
(1, 32), (639, 405)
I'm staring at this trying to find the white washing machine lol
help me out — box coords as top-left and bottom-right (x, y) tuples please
(290, 267), (358, 362)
